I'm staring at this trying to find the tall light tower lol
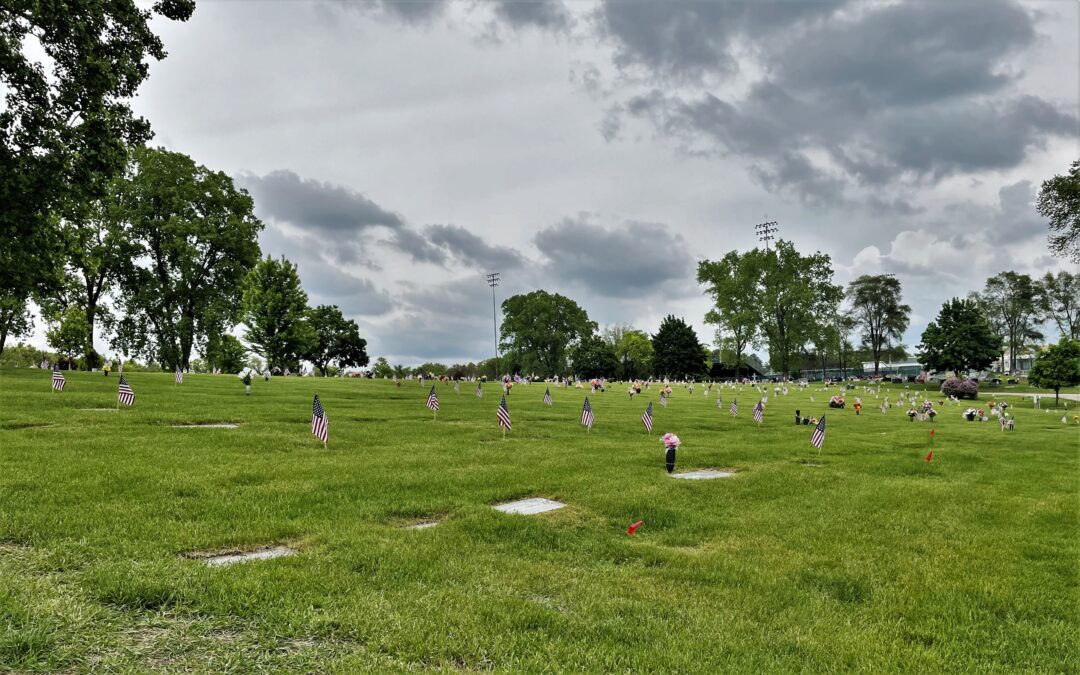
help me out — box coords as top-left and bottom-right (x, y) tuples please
(755, 219), (779, 251)
(486, 272), (500, 376)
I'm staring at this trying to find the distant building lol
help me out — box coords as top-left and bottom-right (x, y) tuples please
(861, 359), (924, 378)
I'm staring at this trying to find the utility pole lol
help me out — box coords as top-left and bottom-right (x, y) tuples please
(486, 272), (500, 378)
(755, 219), (778, 251)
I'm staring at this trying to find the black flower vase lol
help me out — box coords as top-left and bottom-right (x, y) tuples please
(665, 447), (676, 473)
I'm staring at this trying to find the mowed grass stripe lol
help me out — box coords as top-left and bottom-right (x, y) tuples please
(0, 369), (1077, 671)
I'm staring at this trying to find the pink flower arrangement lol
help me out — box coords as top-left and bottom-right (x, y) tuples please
(662, 433), (681, 450)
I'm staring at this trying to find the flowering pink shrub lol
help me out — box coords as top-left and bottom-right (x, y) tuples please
(941, 377), (979, 400)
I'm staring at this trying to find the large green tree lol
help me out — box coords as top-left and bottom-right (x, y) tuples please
(499, 290), (595, 377)
(651, 315), (705, 380)
(46, 306), (90, 369)
(846, 274), (911, 375)
(39, 191), (136, 368)
(371, 356), (394, 379)
(110, 147), (263, 369)
(303, 304), (369, 376)
(1039, 271), (1079, 341)
(241, 256), (314, 372)
(204, 333), (247, 373)
(615, 329), (654, 380)
(0, 291), (33, 358)
(980, 271), (1043, 372)
(1028, 339), (1080, 405)
(697, 251), (761, 379)
(570, 334), (619, 379)
(1, 0), (194, 303)
(917, 298), (1003, 375)
(1037, 159), (1080, 263)
(755, 240), (843, 378)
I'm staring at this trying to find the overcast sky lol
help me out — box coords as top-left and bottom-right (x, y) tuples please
(42, 0), (1080, 366)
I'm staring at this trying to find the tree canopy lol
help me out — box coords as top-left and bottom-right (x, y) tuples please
(242, 256), (314, 372)
(304, 304), (369, 376)
(1028, 339), (1080, 404)
(107, 147), (263, 369)
(755, 240), (843, 377)
(1040, 271), (1078, 341)
(917, 298), (1003, 375)
(651, 315), (705, 380)
(697, 251), (761, 379)
(499, 290), (595, 377)
(979, 271), (1043, 372)
(1037, 159), (1080, 263)
(847, 274), (911, 375)
(570, 334), (619, 379)
(1, 0), (194, 302)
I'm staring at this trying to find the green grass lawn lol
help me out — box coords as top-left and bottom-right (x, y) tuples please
(1, 369), (1077, 672)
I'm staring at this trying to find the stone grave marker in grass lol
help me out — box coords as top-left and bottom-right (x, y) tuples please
(188, 546), (296, 567)
(170, 423), (239, 428)
(670, 469), (736, 480)
(492, 497), (565, 515)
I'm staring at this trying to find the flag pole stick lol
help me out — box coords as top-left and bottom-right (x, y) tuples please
(116, 360), (123, 411)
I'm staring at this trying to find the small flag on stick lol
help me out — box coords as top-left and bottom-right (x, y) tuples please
(476, 383), (483, 399)
(51, 367), (65, 391)
(716, 396), (722, 409)
(497, 395), (512, 431)
(117, 374), (135, 406)
(312, 394), (329, 445)
(454, 381), (460, 393)
(581, 397), (594, 430)
(627, 520), (644, 536)
(426, 385), (439, 415)
(925, 449), (933, 462)
(753, 399), (763, 423)
(543, 387), (552, 406)
(810, 415), (826, 449)
(730, 399), (738, 416)
(642, 402), (653, 433)
(175, 368), (183, 385)
(659, 395), (667, 408)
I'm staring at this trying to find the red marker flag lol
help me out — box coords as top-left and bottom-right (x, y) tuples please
(925, 450), (933, 462)
(930, 428), (936, 437)
(627, 520), (644, 536)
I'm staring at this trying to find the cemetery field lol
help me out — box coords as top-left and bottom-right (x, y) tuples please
(1, 369), (1077, 673)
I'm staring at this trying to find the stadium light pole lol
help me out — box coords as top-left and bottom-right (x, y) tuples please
(486, 272), (500, 378)
(755, 219), (778, 251)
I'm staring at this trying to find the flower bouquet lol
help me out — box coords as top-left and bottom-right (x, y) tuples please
(829, 395), (845, 409)
(662, 433), (680, 473)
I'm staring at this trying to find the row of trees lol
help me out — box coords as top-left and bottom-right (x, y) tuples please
(0, 146), (369, 375)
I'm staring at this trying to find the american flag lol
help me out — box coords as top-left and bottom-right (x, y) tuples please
(175, 368), (183, 384)
(426, 385), (439, 412)
(51, 367), (65, 391)
(716, 396), (722, 409)
(476, 383), (483, 398)
(284, 367), (290, 377)
(312, 394), (328, 443)
(213, 368), (221, 375)
(642, 402), (653, 432)
(811, 415), (826, 449)
(117, 374), (135, 406)
(580, 397), (594, 428)
(497, 395), (512, 430)
(730, 399), (738, 416)
(543, 387), (552, 406)
(659, 395), (667, 408)
(454, 381), (460, 393)
(40, 358), (49, 369)
(753, 399), (764, 423)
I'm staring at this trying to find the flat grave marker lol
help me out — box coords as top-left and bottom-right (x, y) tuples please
(194, 546), (296, 567)
(671, 469), (736, 480)
(493, 497), (565, 515)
